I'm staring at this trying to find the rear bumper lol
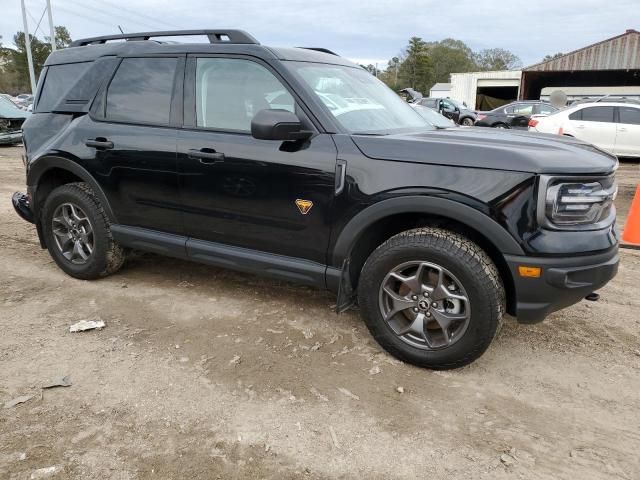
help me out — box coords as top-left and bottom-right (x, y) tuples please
(12, 191), (35, 223)
(505, 247), (619, 324)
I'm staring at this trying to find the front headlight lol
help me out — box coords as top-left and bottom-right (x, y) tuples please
(538, 175), (617, 230)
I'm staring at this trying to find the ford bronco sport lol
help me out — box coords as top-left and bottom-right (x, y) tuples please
(12, 30), (619, 369)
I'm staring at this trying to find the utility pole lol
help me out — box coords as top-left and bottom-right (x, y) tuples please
(20, 0), (37, 94)
(46, 0), (56, 52)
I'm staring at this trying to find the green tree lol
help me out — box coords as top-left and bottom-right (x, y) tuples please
(474, 48), (522, 71)
(542, 52), (563, 62)
(425, 38), (476, 84)
(397, 37), (432, 95)
(1, 26), (72, 93)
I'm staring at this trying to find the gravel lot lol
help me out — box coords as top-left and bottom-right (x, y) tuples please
(1, 145), (639, 479)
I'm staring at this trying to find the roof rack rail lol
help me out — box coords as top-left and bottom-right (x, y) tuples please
(298, 47), (339, 56)
(69, 29), (259, 47)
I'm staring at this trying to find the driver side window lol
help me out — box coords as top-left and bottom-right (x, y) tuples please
(195, 58), (294, 132)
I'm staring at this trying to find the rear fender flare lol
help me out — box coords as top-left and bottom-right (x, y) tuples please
(27, 155), (116, 222)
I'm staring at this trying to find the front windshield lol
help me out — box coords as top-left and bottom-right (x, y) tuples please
(287, 62), (433, 134)
(411, 105), (455, 128)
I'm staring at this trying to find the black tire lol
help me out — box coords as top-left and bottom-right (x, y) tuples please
(493, 123), (509, 129)
(357, 227), (504, 370)
(42, 182), (125, 280)
(461, 117), (474, 126)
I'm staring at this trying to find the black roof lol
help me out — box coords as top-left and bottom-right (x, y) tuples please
(49, 29), (356, 68)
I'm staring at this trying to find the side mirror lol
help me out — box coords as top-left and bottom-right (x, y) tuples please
(251, 109), (312, 141)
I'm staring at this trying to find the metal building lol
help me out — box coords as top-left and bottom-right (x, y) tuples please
(520, 29), (640, 100)
(449, 70), (521, 110)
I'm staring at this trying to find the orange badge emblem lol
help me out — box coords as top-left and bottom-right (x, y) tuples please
(295, 199), (313, 215)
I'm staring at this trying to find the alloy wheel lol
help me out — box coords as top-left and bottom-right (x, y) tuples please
(51, 202), (94, 264)
(378, 260), (471, 350)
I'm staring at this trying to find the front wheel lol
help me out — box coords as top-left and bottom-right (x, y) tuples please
(357, 228), (505, 369)
(461, 117), (474, 126)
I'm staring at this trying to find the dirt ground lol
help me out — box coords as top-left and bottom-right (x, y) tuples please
(1, 145), (639, 480)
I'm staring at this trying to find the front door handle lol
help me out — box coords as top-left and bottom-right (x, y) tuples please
(576, 124), (586, 129)
(188, 148), (225, 164)
(85, 138), (114, 149)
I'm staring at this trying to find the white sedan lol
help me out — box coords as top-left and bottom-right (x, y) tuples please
(528, 101), (640, 157)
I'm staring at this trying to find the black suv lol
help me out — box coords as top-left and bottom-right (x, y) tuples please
(12, 30), (619, 369)
(414, 97), (477, 126)
(475, 101), (558, 129)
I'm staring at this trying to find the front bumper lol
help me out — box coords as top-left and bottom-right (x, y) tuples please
(12, 191), (35, 223)
(0, 131), (23, 145)
(505, 247), (619, 324)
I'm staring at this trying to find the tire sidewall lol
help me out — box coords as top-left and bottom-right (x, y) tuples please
(359, 239), (498, 368)
(42, 185), (110, 279)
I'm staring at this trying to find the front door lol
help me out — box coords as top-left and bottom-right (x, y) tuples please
(178, 56), (337, 264)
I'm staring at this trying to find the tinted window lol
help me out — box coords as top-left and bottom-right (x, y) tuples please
(619, 106), (640, 125)
(538, 104), (557, 115)
(106, 57), (177, 125)
(579, 106), (614, 123)
(512, 104), (534, 115)
(195, 58), (294, 131)
(504, 105), (515, 114)
(422, 99), (437, 108)
(37, 62), (91, 112)
(569, 109), (582, 120)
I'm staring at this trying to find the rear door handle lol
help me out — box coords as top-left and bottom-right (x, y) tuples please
(618, 127), (627, 132)
(85, 138), (114, 149)
(576, 124), (585, 129)
(188, 148), (225, 164)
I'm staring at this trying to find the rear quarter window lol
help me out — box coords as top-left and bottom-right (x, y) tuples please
(36, 62), (91, 112)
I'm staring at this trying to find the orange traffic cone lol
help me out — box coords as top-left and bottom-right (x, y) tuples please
(622, 184), (640, 249)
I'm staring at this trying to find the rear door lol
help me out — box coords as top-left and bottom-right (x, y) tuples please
(508, 103), (534, 128)
(86, 56), (183, 233)
(566, 106), (616, 153)
(615, 105), (640, 157)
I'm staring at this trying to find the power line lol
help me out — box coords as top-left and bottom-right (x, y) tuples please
(61, 0), (166, 31)
(100, 0), (182, 29)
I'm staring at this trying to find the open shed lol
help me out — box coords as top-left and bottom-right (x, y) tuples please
(520, 29), (640, 101)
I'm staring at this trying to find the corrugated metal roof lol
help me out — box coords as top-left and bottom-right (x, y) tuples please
(525, 29), (640, 71)
(430, 83), (452, 91)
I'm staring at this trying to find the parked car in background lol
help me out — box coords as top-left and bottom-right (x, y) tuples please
(529, 101), (640, 157)
(475, 101), (558, 129)
(0, 95), (29, 145)
(414, 97), (477, 126)
(13, 94), (34, 111)
(409, 104), (456, 128)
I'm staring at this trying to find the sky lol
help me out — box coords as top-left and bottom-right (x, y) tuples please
(1, 0), (639, 68)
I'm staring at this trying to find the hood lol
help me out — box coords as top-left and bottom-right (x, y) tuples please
(351, 127), (617, 174)
(0, 97), (30, 119)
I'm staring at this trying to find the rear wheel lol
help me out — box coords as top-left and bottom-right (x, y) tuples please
(357, 228), (504, 369)
(493, 123), (509, 129)
(42, 182), (124, 279)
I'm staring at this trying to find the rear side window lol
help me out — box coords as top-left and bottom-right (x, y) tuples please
(106, 57), (177, 125)
(578, 106), (615, 123)
(538, 104), (556, 115)
(619, 106), (640, 125)
(37, 62), (91, 112)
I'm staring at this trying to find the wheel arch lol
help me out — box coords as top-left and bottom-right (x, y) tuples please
(28, 155), (116, 223)
(331, 196), (523, 316)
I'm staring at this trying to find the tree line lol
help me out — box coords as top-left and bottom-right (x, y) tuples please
(0, 27), (72, 95)
(369, 37), (523, 95)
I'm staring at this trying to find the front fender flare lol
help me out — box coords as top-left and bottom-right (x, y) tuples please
(331, 195), (524, 266)
(27, 155), (117, 222)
